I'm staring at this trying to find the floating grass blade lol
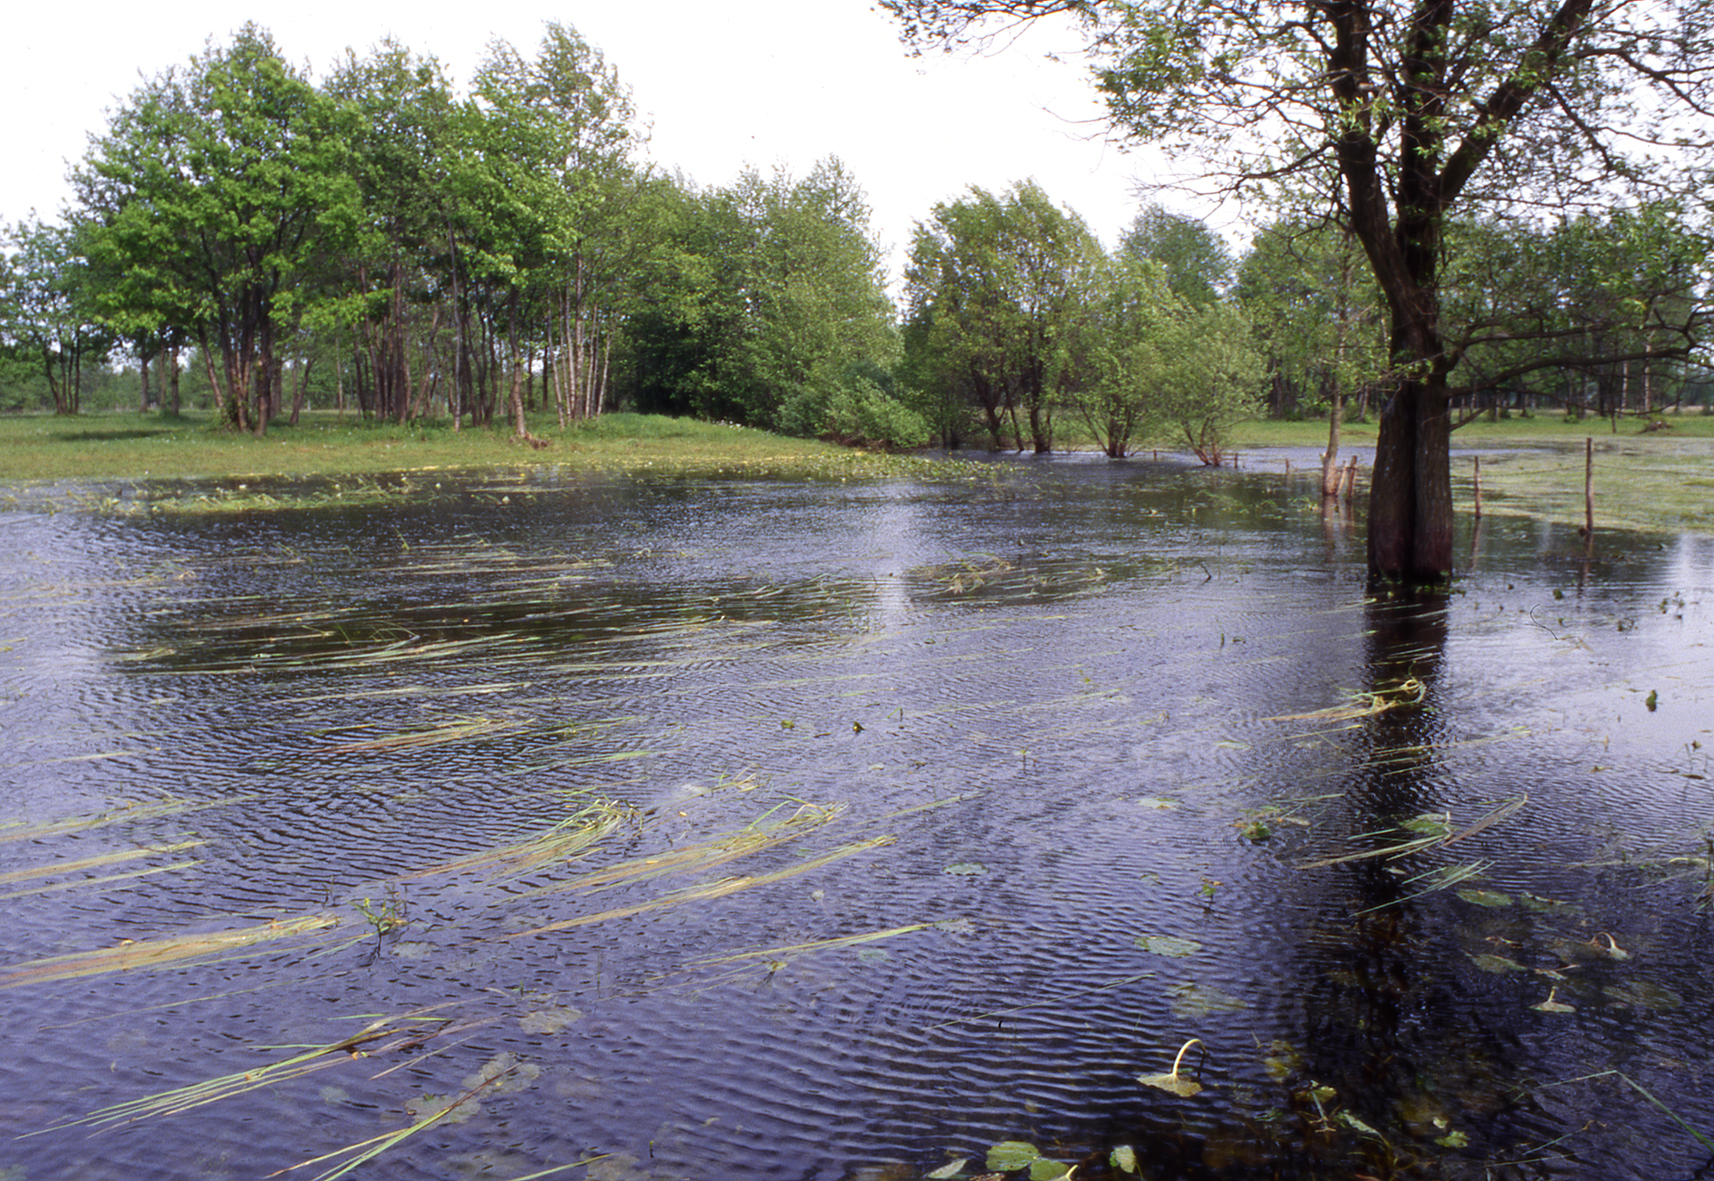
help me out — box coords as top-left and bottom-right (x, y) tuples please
(28, 1006), (473, 1135)
(0, 912), (348, 990)
(0, 840), (205, 887)
(1298, 796), (1526, 869)
(501, 836), (894, 940)
(404, 800), (633, 882)
(690, 923), (931, 968)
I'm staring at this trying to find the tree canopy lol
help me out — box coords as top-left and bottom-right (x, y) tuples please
(885, 0), (1714, 579)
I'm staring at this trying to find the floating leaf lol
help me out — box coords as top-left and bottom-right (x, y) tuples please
(986, 1141), (1043, 1171)
(1138, 1070), (1203, 1098)
(1468, 953), (1529, 974)
(944, 862), (987, 876)
(1517, 892), (1576, 913)
(1603, 980), (1683, 1011)
(1138, 1038), (1206, 1098)
(1110, 1144), (1140, 1174)
(923, 1161), (966, 1180)
(1170, 981), (1245, 1019)
(1337, 1111), (1383, 1138)
(1134, 934), (1202, 958)
(520, 1005), (584, 1035)
(1030, 1161), (1070, 1180)
(1532, 987), (1576, 1014)
(1136, 797), (1178, 810)
(1456, 888), (1513, 908)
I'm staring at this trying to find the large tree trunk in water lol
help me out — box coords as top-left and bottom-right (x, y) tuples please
(1367, 378), (1453, 581)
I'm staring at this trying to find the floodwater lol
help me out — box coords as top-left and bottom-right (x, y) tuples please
(1, 456), (1711, 1181)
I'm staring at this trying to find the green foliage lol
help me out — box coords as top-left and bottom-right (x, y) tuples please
(1236, 218), (1386, 421)
(0, 219), (114, 414)
(1060, 252), (1178, 457)
(1164, 302), (1265, 465)
(625, 159), (903, 439)
(902, 181), (1103, 452)
(1121, 203), (1233, 309)
(74, 24), (362, 433)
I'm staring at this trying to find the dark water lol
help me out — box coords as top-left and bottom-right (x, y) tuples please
(1, 457), (1711, 1181)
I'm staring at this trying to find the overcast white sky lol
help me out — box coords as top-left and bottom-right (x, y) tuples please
(4, 0), (1234, 288)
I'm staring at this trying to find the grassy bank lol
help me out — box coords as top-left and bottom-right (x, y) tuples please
(1230, 412), (1714, 537)
(0, 410), (938, 483)
(3, 407), (1707, 537)
(1231, 410), (1714, 449)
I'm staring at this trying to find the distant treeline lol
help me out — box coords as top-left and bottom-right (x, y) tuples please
(2, 22), (1709, 452)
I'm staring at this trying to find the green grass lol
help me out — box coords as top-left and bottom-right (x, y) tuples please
(0, 409), (944, 483)
(4, 406), (1708, 537)
(1231, 409), (1714, 449)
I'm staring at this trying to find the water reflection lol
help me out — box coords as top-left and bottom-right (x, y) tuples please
(0, 464), (1710, 1181)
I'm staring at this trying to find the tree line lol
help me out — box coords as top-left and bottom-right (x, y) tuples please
(1, 19), (1710, 481)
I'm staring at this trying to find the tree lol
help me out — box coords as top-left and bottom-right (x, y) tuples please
(472, 23), (643, 433)
(884, 0), (1714, 580)
(323, 40), (457, 427)
(0, 219), (112, 414)
(1238, 217), (1387, 492)
(902, 180), (1102, 451)
(625, 160), (904, 441)
(1062, 252), (1178, 456)
(1158, 300), (1266, 464)
(1120, 203), (1232, 309)
(75, 24), (362, 434)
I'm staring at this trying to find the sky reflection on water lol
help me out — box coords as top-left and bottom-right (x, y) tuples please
(0, 459), (1710, 1181)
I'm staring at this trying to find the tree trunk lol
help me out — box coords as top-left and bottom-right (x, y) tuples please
(1367, 377), (1453, 581)
(1321, 392), (1345, 497)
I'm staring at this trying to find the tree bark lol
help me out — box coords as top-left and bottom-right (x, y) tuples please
(1367, 378), (1453, 580)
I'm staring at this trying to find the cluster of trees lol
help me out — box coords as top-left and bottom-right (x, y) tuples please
(4, 10), (1714, 580)
(902, 185), (1263, 460)
(0, 23), (903, 442)
(884, 0), (1714, 581)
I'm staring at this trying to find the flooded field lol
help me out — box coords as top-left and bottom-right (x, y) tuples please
(1, 455), (1710, 1180)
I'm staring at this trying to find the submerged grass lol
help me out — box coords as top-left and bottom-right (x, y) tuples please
(0, 912), (353, 989)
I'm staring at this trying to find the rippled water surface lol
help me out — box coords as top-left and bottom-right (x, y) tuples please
(2, 457), (1712, 1181)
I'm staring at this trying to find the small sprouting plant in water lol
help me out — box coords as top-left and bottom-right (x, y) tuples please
(356, 886), (407, 938)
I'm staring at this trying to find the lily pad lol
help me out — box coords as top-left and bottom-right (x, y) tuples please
(1456, 888), (1513, 908)
(1110, 1145), (1140, 1174)
(1170, 981), (1246, 1019)
(520, 1004), (584, 1035)
(1138, 1038), (1207, 1098)
(1134, 934), (1202, 958)
(944, 861), (988, 876)
(1138, 1069), (1203, 1097)
(1137, 797), (1178, 810)
(987, 1141), (1044, 1171)
(1532, 989), (1576, 1013)
(923, 1161), (966, 1180)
